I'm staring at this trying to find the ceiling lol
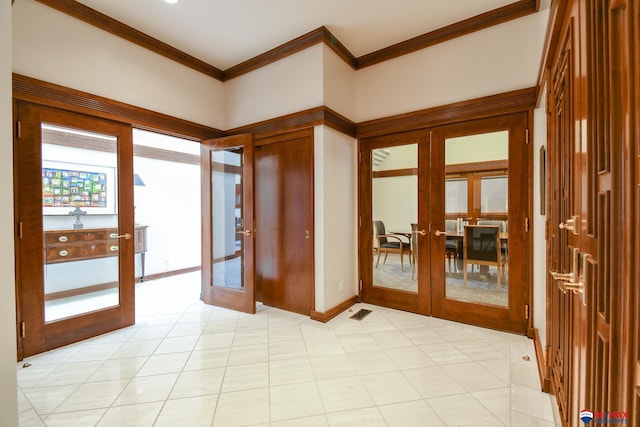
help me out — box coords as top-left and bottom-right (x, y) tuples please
(74, 0), (547, 71)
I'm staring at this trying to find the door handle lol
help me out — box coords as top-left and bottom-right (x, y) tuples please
(110, 233), (132, 240)
(305, 230), (310, 239)
(244, 229), (252, 236)
(415, 229), (427, 236)
(559, 215), (579, 235)
(434, 230), (447, 237)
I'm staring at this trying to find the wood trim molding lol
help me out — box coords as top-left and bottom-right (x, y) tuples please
(224, 26), (357, 81)
(531, 327), (551, 392)
(310, 295), (358, 323)
(13, 74), (225, 141)
(357, 0), (540, 69)
(34, 0), (224, 80)
(357, 87), (537, 138)
(227, 106), (356, 138)
(373, 168), (418, 178)
(32, 0), (540, 82)
(445, 160), (509, 174)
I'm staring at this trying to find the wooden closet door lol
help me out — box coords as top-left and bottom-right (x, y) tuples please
(255, 129), (314, 316)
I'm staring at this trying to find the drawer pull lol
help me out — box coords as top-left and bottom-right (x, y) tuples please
(59, 250), (69, 257)
(58, 236), (69, 243)
(110, 245), (119, 252)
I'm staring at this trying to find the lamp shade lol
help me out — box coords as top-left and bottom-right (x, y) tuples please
(133, 173), (146, 186)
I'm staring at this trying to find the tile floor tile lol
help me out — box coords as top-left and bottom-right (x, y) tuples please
(16, 274), (562, 427)
(97, 402), (163, 426)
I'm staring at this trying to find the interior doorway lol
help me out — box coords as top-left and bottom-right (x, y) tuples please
(359, 113), (531, 333)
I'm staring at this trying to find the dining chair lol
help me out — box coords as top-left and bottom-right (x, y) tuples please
(444, 220), (459, 273)
(373, 220), (411, 272)
(463, 225), (507, 292)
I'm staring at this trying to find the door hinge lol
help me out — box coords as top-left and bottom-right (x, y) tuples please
(525, 305), (530, 320)
(359, 279), (363, 294)
(525, 129), (529, 144)
(16, 120), (21, 139)
(359, 216), (362, 227)
(18, 221), (23, 239)
(20, 321), (26, 338)
(358, 152), (362, 164)
(524, 217), (529, 232)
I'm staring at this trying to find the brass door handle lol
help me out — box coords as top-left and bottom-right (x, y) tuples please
(559, 215), (579, 235)
(434, 230), (447, 237)
(415, 229), (427, 236)
(110, 233), (132, 240)
(244, 229), (252, 236)
(550, 271), (575, 282)
(557, 280), (584, 295)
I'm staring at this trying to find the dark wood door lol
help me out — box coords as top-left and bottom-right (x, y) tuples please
(15, 102), (135, 358)
(201, 134), (256, 314)
(255, 129), (314, 315)
(545, 1), (636, 425)
(430, 114), (530, 334)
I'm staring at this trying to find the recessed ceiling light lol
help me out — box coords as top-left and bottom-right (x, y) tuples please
(165, 0), (178, 4)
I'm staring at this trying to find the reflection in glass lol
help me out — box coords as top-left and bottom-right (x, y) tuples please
(372, 144), (417, 293)
(210, 149), (243, 290)
(42, 124), (120, 322)
(444, 133), (509, 306)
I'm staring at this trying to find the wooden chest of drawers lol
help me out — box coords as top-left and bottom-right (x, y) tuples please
(44, 225), (148, 278)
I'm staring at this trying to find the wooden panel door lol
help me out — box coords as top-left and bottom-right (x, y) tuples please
(201, 134), (256, 314)
(254, 129), (314, 316)
(546, 0), (636, 425)
(15, 102), (135, 358)
(430, 113), (530, 334)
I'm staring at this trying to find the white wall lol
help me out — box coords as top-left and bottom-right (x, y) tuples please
(1, 1), (18, 425)
(322, 44), (356, 121)
(12, 0), (224, 129)
(355, 13), (544, 122)
(533, 86), (548, 347)
(314, 126), (358, 312)
(225, 44), (324, 129)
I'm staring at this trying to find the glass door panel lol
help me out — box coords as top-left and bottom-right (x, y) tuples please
(372, 143), (418, 293)
(443, 131), (509, 307)
(17, 103), (134, 357)
(201, 134), (255, 314)
(211, 149), (243, 290)
(42, 124), (121, 321)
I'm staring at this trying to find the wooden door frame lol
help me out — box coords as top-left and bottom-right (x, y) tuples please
(430, 112), (531, 334)
(14, 101), (135, 358)
(200, 134), (256, 314)
(358, 129), (430, 315)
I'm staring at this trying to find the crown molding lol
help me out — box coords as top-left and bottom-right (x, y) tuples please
(356, 0), (540, 69)
(13, 73), (225, 140)
(34, 0), (224, 80)
(357, 86), (537, 138)
(226, 106), (356, 138)
(32, 0), (539, 82)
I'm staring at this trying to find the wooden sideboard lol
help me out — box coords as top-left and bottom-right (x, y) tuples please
(44, 225), (148, 281)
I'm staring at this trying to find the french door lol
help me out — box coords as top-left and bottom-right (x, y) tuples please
(16, 103), (135, 358)
(359, 113), (530, 333)
(200, 134), (256, 313)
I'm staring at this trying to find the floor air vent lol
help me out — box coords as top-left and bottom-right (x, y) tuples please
(350, 309), (372, 321)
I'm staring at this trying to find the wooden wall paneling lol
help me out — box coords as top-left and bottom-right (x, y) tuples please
(632, 0), (640, 421)
(254, 129), (314, 316)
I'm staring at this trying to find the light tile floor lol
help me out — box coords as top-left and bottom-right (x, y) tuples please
(17, 272), (562, 426)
